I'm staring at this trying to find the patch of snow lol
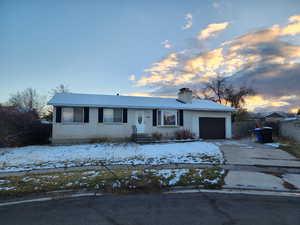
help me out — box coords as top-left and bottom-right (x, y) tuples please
(284, 118), (298, 121)
(112, 180), (122, 188)
(82, 171), (100, 177)
(22, 177), (40, 183)
(214, 140), (248, 147)
(66, 182), (73, 187)
(204, 178), (219, 184)
(0, 186), (16, 191)
(0, 142), (223, 172)
(0, 179), (10, 184)
(264, 143), (288, 148)
(156, 169), (189, 185)
(40, 175), (59, 179)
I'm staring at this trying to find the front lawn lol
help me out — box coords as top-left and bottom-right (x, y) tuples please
(0, 142), (223, 172)
(279, 143), (300, 159)
(0, 167), (226, 198)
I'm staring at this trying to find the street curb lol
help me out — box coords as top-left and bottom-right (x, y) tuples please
(222, 185), (300, 193)
(166, 188), (300, 197)
(1, 186), (300, 207)
(0, 192), (103, 207)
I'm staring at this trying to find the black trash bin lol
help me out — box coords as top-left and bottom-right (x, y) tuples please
(261, 127), (273, 143)
(254, 127), (273, 143)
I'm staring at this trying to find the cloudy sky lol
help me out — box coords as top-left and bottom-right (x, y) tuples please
(1, 0), (300, 112)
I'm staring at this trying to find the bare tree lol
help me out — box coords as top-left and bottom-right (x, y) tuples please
(201, 76), (227, 103)
(224, 86), (255, 109)
(201, 76), (255, 109)
(50, 84), (70, 96)
(42, 84), (70, 121)
(8, 88), (46, 114)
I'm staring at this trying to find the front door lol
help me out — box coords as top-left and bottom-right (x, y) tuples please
(135, 111), (145, 134)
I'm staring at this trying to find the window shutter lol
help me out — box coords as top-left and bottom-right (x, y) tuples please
(98, 108), (103, 123)
(84, 107), (89, 123)
(123, 108), (128, 123)
(56, 107), (62, 123)
(153, 109), (157, 126)
(179, 110), (184, 126)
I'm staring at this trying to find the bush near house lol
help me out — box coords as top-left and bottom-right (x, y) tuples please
(152, 132), (163, 141)
(0, 106), (51, 147)
(175, 129), (195, 140)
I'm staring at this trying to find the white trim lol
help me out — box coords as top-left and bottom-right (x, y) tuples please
(62, 107), (84, 123)
(157, 109), (178, 127)
(102, 108), (123, 123)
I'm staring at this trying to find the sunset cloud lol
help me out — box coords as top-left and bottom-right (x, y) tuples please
(135, 14), (300, 112)
(144, 53), (178, 73)
(185, 48), (224, 73)
(289, 15), (300, 23)
(182, 13), (193, 30)
(128, 74), (135, 81)
(212, 2), (220, 9)
(136, 73), (175, 87)
(244, 95), (294, 112)
(197, 22), (230, 40)
(161, 40), (172, 49)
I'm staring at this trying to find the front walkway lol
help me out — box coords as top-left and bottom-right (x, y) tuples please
(219, 139), (300, 167)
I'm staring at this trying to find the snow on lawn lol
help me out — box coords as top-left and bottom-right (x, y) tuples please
(264, 143), (288, 148)
(0, 142), (223, 172)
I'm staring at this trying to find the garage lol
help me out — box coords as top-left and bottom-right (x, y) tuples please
(199, 117), (225, 139)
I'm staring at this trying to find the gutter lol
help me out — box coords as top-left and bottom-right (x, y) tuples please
(47, 103), (235, 112)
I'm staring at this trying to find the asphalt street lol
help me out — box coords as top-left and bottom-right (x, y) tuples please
(1, 192), (300, 225)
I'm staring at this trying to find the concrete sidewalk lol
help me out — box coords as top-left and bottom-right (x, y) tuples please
(220, 139), (300, 167)
(224, 170), (300, 192)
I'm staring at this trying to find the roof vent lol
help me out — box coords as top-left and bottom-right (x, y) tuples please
(177, 88), (193, 104)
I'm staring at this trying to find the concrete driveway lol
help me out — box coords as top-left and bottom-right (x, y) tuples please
(217, 139), (300, 167)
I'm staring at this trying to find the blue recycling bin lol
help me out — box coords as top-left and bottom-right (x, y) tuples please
(254, 128), (263, 143)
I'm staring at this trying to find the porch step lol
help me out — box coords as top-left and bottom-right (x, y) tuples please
(134, 136), (154, 143)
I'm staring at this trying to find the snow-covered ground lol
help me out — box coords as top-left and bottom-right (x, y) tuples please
(0, 141), (223, 172)
(264, 143), (288, 148)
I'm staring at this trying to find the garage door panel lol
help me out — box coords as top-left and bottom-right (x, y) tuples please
(199, 117), (225, 139)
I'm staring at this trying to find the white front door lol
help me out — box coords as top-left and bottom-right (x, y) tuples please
(135, 111), (145, 134)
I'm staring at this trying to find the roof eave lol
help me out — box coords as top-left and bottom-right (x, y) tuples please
(48, 102), (235, 112)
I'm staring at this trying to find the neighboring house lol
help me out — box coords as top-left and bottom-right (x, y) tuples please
(259, 112), (287, 122)
(48, 88), (235, 144)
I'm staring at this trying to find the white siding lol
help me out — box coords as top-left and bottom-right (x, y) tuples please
(52, 107), (134, 144)
(52, 107), (232, 143)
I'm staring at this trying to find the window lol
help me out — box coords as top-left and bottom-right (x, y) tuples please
(74, 108), (84, 122)
(62, 107), (84, 123)
(103, 108), (123, 123)
(113, 108), (123, 122)
(157, 110), (177, 126)
(103, 108), (113, 122)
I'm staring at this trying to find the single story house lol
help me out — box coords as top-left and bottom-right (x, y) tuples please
(48, 88), (235, 144)
(257, 111), (288, 122)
